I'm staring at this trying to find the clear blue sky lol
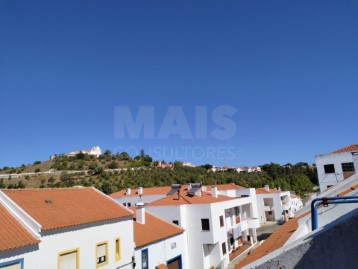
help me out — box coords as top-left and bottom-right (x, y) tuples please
(1, 0), (357, 168)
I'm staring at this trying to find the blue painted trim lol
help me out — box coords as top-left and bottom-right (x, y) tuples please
(141, 248), (148, 269)
(0, 258), (24, 269)
(167, 255), (182, 269)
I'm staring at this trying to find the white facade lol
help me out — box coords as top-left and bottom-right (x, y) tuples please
(135, 233), (185, 269)
(316, 151), (358, 192)
(256, 188), (291, 223)
(68, 146), (102, 158)
(0, 189), (134, 269)
(147, 195), (259, 269)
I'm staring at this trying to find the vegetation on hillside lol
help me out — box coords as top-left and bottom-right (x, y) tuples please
(0, 150), (316, 197)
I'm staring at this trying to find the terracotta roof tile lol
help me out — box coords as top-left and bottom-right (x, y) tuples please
(155, 264), (168, 269)
(331, 144), (358, 154)
(110, 186), (172, 198)
(149, 192), (237, 206)
(255, 188), (283, 194)
(0, 203), (39, 251)
(237, 184), (358, 268)
(131, 207), (184, 248)
(3, 187), (133, 231)
(206, 184), (246, 191)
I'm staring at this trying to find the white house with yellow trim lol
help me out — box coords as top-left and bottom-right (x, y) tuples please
(0, 187), (134, 269)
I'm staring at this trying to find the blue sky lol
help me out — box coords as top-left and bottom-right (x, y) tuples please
(0, 0), (357, 168)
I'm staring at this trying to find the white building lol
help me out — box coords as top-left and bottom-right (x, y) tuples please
(132, 203), (186, 269)
(315, 144), (358, 192)
(0, 187), (134, 269)
(146, 184), (259, 269)
(256, 185), (292, 223)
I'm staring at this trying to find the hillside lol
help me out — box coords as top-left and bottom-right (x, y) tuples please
(0, 151), (317, 197)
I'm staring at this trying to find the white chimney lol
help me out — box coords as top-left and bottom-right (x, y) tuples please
(187, 183), (192, 190)
(135, 202), (145, 224)
(211, 186), (218, 198)
(126, 188), (131, 195)
(138, 187), (143, 195)
(278, 186), (281, 191)
(264, 185), (269, 192)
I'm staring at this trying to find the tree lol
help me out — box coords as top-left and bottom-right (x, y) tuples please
(104, 149), (112, 156)
(108, 161), (119, 169)
(35, 168), (41, 173)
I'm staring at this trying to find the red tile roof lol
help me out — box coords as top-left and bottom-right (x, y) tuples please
(206, 183), (246, 191)
(110, 186), (172, 198)
(149, 192), (237, 206)
(3, 187), (133, 231)
(0, 203), (39, 251)
(237, 184), (358, 268)
(131, 207), (184, 248)
(255, 188), (283, 194)
(331, 144), (358, 154)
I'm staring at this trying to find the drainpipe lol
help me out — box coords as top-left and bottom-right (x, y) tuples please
(310, 196), (358, 231)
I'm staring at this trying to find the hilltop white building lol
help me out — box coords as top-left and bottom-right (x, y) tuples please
(315, 144), (358, 192)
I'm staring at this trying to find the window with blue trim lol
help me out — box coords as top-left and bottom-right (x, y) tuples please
(0, 258), (24, 269)
(141, 249), (148, 269)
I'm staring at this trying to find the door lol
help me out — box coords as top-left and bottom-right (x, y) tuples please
(167, 256), (182, 269)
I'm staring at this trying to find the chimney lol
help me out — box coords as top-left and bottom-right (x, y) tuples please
(211, 186), (218, 198)
(187, 183), (192, 191)
(135, 202), (145, 224)
(278, 186), (281, 191)
(126, 188), (131, 195)
(264, 185), (269, 192)
(138, 187), (143, 195)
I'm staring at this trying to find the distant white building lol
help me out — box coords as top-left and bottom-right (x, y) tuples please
(256, 185), (292, 223)
(51, 146), (102, 159)
(182, 162), (196, 167)
(0, 187), (134, 269)
(315, 144), (358, 192)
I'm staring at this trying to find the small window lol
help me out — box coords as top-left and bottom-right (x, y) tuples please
(222, 242), (227, 255)
(0, 259), (23, 269)
(201, 219), (210, 231)
(128, 202), (131, 207)
(324, 164), (335, 174)
(115, 238), (121, 261)
(219, 215), (224, 227)
(142, 249), (148, 269)
(171, 242), (176, 249)
(96, 242), (108, 267)
(122, 203), (126, 206)
(59, 249), (79, 269)
(342, 162), (355, 172)
(173, 220), (179, 225)
(235, 207), (240, 215)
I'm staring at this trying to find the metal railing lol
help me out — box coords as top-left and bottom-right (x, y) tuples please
(310, 196), (358, 231)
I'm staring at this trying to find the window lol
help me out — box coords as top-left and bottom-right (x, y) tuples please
(219, 215), (224, 227)
(0, 259), (23, 269)
(222, 242), (227, 255)
(58, 249), (79, 269)
(342, 162), (355, 172)
(171, 242), (177, 249)
(173, 220), (179, 225)
(96, 242), (108, 267)
(141, 249), (148, 269)
(234, 207), (240, 216)
(128, 202), (131, 207)
(201, 219), (210, 231)
(324, 164), (335, 174)
(115, 238), (121, 261)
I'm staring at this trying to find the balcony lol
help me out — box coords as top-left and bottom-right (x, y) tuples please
(235, 216), (241, 224)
